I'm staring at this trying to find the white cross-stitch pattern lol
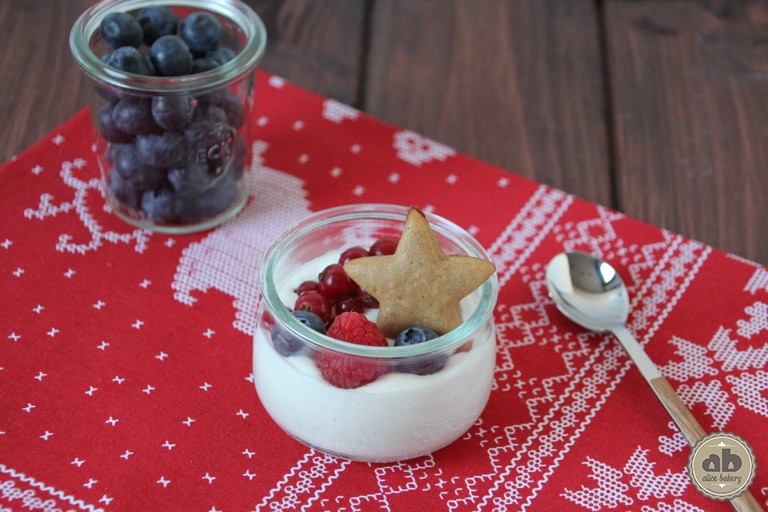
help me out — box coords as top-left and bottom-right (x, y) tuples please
(727, 370), (768, 418)
(709, 326), (768, 372)
(561, 457), (634, 510)
(23, 158), (151, 254)
(0, 464), (103, 512)
(641, 500), (705, 512)
(478, 238), (712, 511)
(322, 99), (360, 124)
(658, 422), (688, 457)
(253, 450), (349, 512)
(562, 447), (691, 511)
(268, 75), (285, 88)
(560, 205), (623, 256)
(736, 302), (768, 339)
(393, 130), (456, 166)
(488, 185), (573, 288)
(676, 380), (734, 430)
(172, 141), (312, 336)
(659, 337), (717, 383)
(624, 449), (689, 500)
(744, 267), (768, 295)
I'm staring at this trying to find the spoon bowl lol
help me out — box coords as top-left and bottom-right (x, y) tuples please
(545, 252), (629, 332)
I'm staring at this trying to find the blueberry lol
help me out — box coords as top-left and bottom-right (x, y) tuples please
(103, 46), (150, 75)
(206, 46), (237, 66)
(144, 54), (158, 76)
(395, 326), (439, 346)
(180, 12), (221, 54)
(98, 103), (131, 143)
(184, 121), (236, 175)
(95, 85), (120, 104)
(394, 326), (448, 375)
(100, 12), (143, 49)
(137, 6), (178, 45)
(195, 86), (226, 106)
(112, 97), (156, 135)
(107, 169), (141, 209)
(191, 58), (219, 74)
(168, 153), (241, 222)
(135, 132), (186, 168)
(221, 91), (245, 128)
(192, 104), (228, 124)
(141, 188), (179, 222)
(108, 143), (143, 179)
(150, 35), (193, 76)
(177, 170), (238, 222)
(270, 311), (326, 357)
(108, 143), (165, 190)
(168, 160), (212, 196)
(152, 95), (194, 130)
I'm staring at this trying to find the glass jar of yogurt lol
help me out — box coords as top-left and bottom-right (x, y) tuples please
(254, 204), (499, 462)
(70, 0), (266, 233)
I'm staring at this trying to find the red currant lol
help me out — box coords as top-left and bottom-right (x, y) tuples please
(339, 246), (369, 265)
(317, 263), (356, 303)
(260, 309), (276, 331)
(334, 297), (365, 316)
(295, 280), (319, 295)
(370, 237), (398, 256)
(356, 288), (380, 309)
(294, 291), (331, 323)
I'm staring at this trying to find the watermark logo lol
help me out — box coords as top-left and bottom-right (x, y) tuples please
(688, 432), (756, 501)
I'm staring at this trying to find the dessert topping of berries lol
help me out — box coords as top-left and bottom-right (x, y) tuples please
(339, 246), (369, 265)
(270, 310), (326, 357)
(294, 290), (331, 324)
(316, 312), (388, 388)
(369, 237), (398, 256)
(394, 326), (448, 375)
(317, 263), (357, 303)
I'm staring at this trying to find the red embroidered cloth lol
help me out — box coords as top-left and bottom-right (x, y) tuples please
(1, 72), (767, 512)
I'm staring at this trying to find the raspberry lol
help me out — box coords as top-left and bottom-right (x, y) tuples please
(316, 312), (388, 388)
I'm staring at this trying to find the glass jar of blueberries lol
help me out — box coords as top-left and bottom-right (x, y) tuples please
(70, 0), (266, 233)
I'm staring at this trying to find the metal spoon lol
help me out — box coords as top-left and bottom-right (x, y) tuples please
(545, 251), (762, 512)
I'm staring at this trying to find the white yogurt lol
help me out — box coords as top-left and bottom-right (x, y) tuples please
(252, 252), (496, 461)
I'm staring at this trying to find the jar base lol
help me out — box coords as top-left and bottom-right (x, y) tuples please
(285, 430), (438, 463)
(108, 188), (250, 235)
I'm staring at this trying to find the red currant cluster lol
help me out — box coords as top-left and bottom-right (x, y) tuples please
(293, 238), (398, 327)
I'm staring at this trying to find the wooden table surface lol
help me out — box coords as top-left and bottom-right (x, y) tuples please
(2, 0), (766, 264)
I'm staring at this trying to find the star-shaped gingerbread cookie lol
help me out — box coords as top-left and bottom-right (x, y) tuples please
(343, 207), (496, 338)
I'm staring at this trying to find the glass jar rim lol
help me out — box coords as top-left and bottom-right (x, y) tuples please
(259, 204), (500, 358)
(69, 0), (267, 95)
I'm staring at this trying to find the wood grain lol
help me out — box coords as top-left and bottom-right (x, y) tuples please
(244, 0), (367, 105)
(0, 0), (367, 163)
(0, 1), (765, 263)
(650, 376), (706, 445)
(651, 377), (764, 512)
(605, 0), (768, 263)
(0, 0), (95, 163)
(364, 0), (612, 206)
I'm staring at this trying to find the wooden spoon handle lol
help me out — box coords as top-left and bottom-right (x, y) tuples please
(610, 326), (763, 511)
(649, 376), (705, 444)
(730, 493), (766, 512)
(650, 376), (763, 511)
